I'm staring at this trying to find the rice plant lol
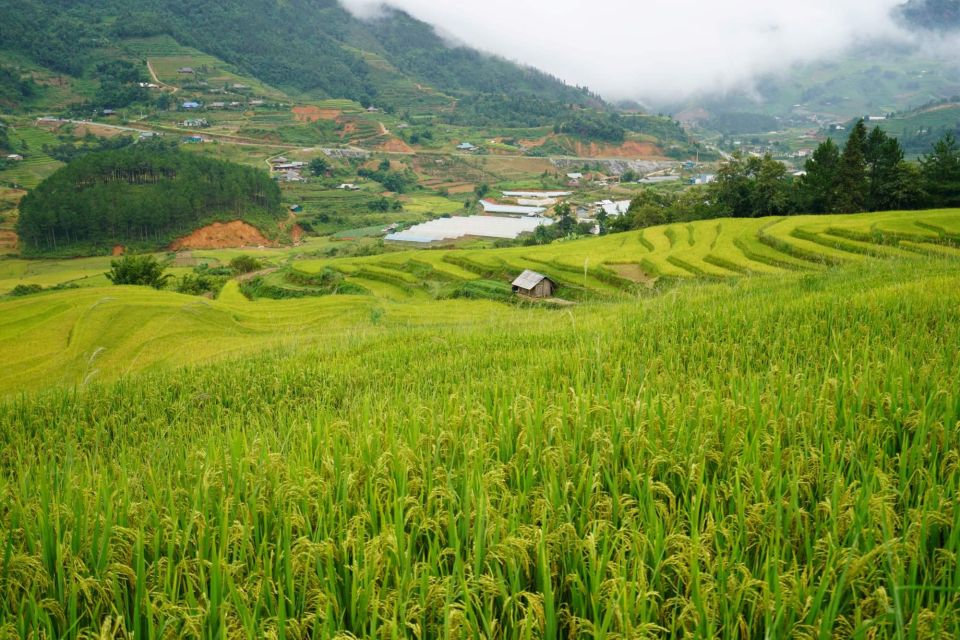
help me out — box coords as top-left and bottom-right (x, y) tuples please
(0, 258), (957, 638)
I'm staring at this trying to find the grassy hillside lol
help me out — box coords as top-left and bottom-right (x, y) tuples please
(0, 0), (597, 121)
(0, 255), (958, 637)
(1, 209), (958, 386)
(833, 102), (960, 156)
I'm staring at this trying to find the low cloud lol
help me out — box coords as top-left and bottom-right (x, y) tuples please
(339, 0), (918, 104)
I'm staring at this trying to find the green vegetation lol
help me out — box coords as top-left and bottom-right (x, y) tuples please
(106, 254), (171, 288)
(633, 126), (957, 229)
(0, 0), (598, 123)
(17, 141), (282, 254)
(0, 254), (958, 637)
(229, 255), (263, 274)
(705, 111), (780, 135)
(841, 101), (960, 156)
(0, 65), (36, 110)
(289, 209), (960, 299)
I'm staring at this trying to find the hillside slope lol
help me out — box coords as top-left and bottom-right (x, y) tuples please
(0, 0), (597, 119)
(281, 209), (960, 301)
(2, 209), (958, 389)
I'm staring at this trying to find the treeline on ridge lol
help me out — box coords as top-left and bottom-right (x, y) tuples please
(16, 141), (282, 254)
(615, 124), (960, 231)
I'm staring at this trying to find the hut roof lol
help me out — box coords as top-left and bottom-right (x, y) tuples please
(512, 270), (552, 290)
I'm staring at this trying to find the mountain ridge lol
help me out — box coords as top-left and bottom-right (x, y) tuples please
(0, 0), (601, 119)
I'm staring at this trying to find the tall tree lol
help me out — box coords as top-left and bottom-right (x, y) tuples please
(799, 139), (841, 214)
(710, 152), (753, 217)
(865, 127), (907, 211)
(921, 133), (960, 208)
(835, 120), (869, 213)
(886, 160), (925, 211)
(751, 155), (791, 216)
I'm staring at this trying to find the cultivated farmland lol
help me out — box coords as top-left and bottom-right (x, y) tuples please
(0, 255), (958, 638)
(290, 209), (960, 301)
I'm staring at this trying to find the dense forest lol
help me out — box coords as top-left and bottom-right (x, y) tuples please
(552, 112), (691, 146)
(17, 141), (282, 254)
(0, 66), (36, 110)
(0, 0), (597, 122)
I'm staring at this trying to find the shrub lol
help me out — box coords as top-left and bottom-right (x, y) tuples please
(175, 273), (228, 297)
(229, 255), (263, 274)
(10, 284), (43, 296)
(106, 255), (171, 289)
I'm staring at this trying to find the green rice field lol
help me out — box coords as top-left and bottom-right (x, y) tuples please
(0, 209), (958, 638)
(291, 209), (960, 301)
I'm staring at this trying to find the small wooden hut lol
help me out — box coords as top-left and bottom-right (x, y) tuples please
(511, 270), (556, 298)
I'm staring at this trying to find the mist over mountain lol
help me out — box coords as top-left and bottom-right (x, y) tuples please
(340, 0), (960, 119)
(897, 0), (960, 31)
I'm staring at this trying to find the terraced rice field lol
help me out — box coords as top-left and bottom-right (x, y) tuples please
(1, 258), (958, 638)
(292, 210), (960, 301)
(0, 284), (517, 393)
(0, 123), (64, 189)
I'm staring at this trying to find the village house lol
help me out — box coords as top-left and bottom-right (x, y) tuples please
(272, 162), (306, 171)
(6, 154), (23, 161)
(181, 101), (202, 110)
(511, 270), (556, 299)
(337, 183), (360, 191)
(278, 170), (304, 183)
(182, 118), (209, 128)
(456, 142), (477, 152)
(208, 102), (226, 109)
(690, 174), (717, 185)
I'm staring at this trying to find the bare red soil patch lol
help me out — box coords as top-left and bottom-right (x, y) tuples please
(170, 221), (272, 250)
(573, 140), (661, 158)
(378, 138), (414, 153)
(293, 106), (341, 122)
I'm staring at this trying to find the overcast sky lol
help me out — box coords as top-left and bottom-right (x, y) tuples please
(339, 0), (916, 104)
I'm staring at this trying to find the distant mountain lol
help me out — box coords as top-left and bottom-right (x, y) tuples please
(0, 0), (599, 120)
(897, 0), (960, 32)
(665, 43), (960, 130)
